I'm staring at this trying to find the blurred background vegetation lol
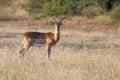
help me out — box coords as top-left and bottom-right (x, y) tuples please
(0, 0), (120, 21)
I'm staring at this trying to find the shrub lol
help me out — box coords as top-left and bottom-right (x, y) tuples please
(83, 7), (105, 19)
(42, 0), (76, 16)
(28, 0), (44, 14)
(28, 0), (96, 16)
(110, 5), (120, 22)
(0, 0), (11, 7)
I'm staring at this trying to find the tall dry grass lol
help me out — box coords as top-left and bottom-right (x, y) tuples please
(0, 25), (120, 80)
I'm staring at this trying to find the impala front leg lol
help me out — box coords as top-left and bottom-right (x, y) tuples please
(46, 45), (52, 61)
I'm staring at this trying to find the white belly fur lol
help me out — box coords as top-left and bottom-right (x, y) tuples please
(31, 39), (46, 47)
(32, 43), (45, 47)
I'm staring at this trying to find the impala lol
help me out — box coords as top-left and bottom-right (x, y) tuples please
(19, 16), (65, 60)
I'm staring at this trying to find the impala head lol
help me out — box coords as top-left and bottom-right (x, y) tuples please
(50, 16), (65, 27)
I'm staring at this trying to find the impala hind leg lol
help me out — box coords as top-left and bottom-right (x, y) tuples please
(19, 43), (30, 59)
(19, 48), (25, 58)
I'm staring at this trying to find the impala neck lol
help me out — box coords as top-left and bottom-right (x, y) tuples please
(54, 25), (60, 42)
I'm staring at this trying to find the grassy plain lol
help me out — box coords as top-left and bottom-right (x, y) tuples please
(0, 16), (120, 80)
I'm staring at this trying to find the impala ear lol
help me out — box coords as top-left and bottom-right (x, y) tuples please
(60, 21), (65, 25)
(50, 21), (55, 25)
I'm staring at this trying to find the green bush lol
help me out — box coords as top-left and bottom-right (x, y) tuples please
(1, 0), (120, 19)
(42, 0), (77, 16)
(28, 0), (96, 16)
(110, 5), (120, 22)
(84, 8), (97, 19)
(28, 0), (44, 13)
(0, 0), (11, 7)
(83, 7), (105, 19)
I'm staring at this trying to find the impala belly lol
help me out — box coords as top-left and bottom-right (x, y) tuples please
(31, 39), (46, 47)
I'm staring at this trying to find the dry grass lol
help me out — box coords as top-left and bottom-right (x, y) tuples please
(0, 16), (120, 80)
(0, 24), (120, 80)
